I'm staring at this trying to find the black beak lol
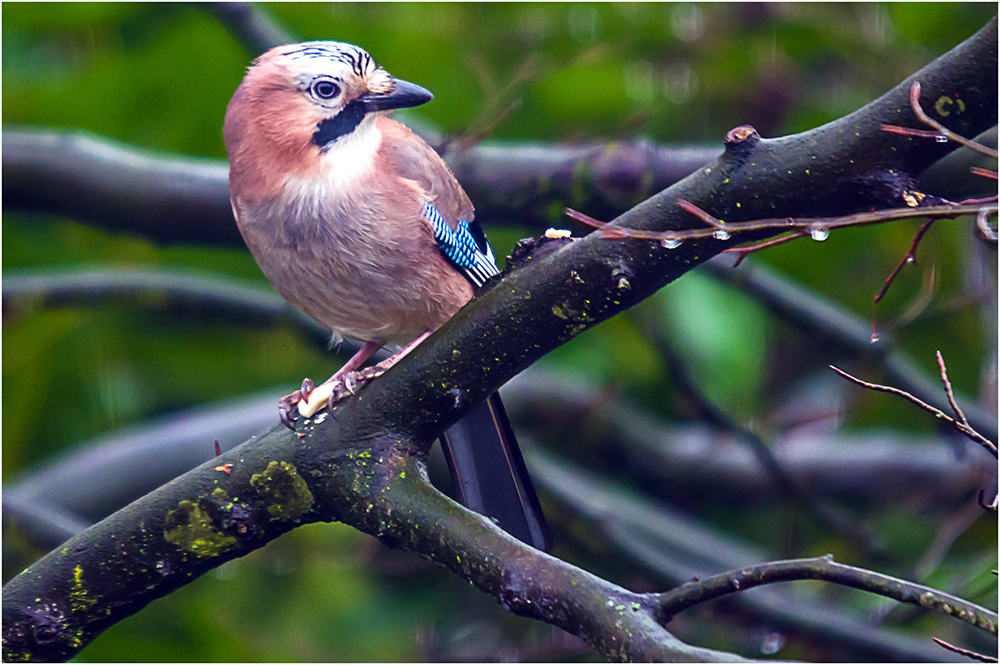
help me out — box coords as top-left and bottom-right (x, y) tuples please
(361, 78), (433, 113)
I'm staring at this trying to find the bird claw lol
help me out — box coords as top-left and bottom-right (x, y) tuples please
(284, 366), (388, 424)
(278, 389), (304, 430)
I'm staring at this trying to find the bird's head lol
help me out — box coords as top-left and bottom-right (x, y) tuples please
(226, 41), (433, 157)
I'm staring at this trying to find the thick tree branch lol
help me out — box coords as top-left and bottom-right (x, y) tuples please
(2, 424), (744, 663)
(2, 130), (238, 243)
(4, 17), (996, 663)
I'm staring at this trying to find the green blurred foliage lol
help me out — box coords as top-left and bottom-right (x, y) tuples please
(3, 3), (996, 662)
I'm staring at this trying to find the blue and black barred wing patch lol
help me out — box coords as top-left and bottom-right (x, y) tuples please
(422, 203), (499, 287)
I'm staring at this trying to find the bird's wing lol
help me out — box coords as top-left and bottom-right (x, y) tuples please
(381, 119), (499, 287)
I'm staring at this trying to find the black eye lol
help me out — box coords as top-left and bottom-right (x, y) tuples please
(311, 80), (340, 100)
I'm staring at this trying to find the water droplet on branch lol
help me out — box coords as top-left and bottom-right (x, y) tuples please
(808, 224), (829, 241)
(660, 234), (683, 249)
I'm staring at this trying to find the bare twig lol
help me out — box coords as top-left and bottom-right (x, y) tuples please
(721, 232), (806, 266)
(871, 219), (936, 337)
(908, 82), (999, 159)
(652, 554), (998, 636)
(971, 166), (998, 180)
(883, 82), (1000, 161)
(881, 125), (950, 140)
(829, 364), (998, 458)
(565, 200), (997, 245)
(936, 350), (969, 425)
(932, 637), (998, 663)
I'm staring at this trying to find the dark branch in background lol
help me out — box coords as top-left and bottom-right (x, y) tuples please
(6, 365), (983, 556)
(0, 128), (720, 243)
(4, 391), (278, 530)
(701, 257), (998, 443)
(2, 268), (331, 352)
(527, 447), (961, 663)
(3, 17), (997, 663)
(198, 2), (292, 55)
(503, 370), (987, 508)
(631, 305), (886, 556)
(2, 495), (92, 552)
(2, 130), (238, 244)
(651, 555), (997, 635)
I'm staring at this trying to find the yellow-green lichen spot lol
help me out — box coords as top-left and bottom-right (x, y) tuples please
(163, 499), (237, 557)
(250, 461), (314, 522)
(68, 564), (97, 613)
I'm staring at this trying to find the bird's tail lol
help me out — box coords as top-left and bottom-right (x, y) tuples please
(439, 392), (551, 552)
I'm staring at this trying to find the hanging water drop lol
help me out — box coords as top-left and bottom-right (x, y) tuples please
(934, 135), (948, 143)
(870, 332), (880, 344)
(660, 234), (683, 250)
(905, 256), (915, 264)
(713, 230), (730, 241)
(808, 224), (829, 241)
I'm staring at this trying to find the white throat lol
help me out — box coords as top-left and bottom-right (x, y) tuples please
(286, 114), (381, 203)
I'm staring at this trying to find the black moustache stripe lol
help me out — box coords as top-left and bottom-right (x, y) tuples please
(312, 101), (366, 148)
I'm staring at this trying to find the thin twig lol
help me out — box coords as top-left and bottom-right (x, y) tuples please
(651, 554), (998, 636)
(871, 219), (936, 338)
(971, 166), (998, 180)
(908, 82), (999, 159)
(881, 124), (949, 140)
(829, 365), (997, 458)
(932, 637), (998, 663)
(874, 220), (935, 306)
(720, 232), (806, 266)
(936, 351), (970, 426)
(565, 201), (997, 245)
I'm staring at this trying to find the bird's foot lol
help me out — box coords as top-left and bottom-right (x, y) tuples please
(278, 388), (304, 430)
(277, 378), (319, 430)
(291, 366), (386, 420)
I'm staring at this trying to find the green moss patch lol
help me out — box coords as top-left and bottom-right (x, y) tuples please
(250, 461), (314, 522)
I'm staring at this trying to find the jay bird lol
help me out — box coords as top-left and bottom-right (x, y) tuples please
(224, 41), (550, 551)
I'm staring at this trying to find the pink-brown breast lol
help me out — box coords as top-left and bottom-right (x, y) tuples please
(227, 104), (474, 345)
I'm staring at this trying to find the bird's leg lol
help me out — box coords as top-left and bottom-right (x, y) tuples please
(365, 329), (433, 374)
(308, 330), (434, 414)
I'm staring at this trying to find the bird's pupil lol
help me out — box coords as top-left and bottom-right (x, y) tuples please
(315, 81), (338, 99)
